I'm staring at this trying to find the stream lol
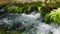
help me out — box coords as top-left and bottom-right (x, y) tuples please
(0, 8), (60, 34)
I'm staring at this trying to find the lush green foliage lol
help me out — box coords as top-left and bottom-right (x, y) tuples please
(44, 8), (60, 25)
(44, 13), (51, 24)
(5, 2), (41, 14)
(5, 5), (31, 14)
(5, 5), (19, 13)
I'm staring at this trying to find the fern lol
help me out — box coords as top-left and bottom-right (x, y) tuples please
(45, 8), (60, 25)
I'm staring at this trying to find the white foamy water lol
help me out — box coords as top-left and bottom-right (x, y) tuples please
(0, 11), (60, 34)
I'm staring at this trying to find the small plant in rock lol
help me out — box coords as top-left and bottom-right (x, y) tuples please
(44, 8), (60, 25)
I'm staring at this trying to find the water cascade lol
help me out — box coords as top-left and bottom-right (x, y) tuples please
(0, 8), (60, 34)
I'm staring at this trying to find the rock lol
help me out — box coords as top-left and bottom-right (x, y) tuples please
(0, 6), (6, 16)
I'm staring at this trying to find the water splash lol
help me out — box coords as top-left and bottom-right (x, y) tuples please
(0, 11), (60, 34)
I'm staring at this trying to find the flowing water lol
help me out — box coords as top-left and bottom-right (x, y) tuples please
(0, 8), (60, 34)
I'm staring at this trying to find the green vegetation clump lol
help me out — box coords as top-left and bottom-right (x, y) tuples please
(5, 5), (31, 14)
(5, 5), (19, 13)
(5, 3), (53, 17)
(44, 13), (51, 24)
(5, 2), (42, 14)
(44, 8), (60, 25)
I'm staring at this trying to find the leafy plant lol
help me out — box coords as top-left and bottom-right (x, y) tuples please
(44, 8), (60, 25)
(37, 7), (41, 13)
(27, 5), (31, 13)
(5, 2), (42, 14)
(5, 5), (19, 13)
(24, 5), (31, 14)
(18, 7), (23, 14)
(5, 5), (11, 12)
(44, 13), (51, 24)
